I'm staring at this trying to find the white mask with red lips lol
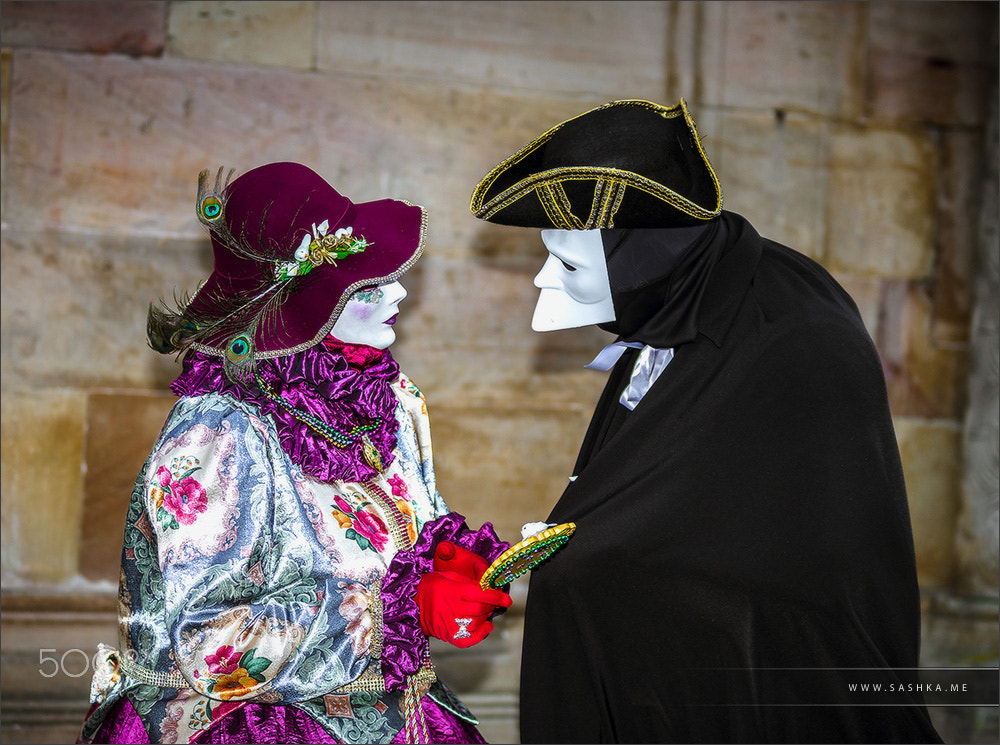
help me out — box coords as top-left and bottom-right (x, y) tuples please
(329, 280), (407, 349)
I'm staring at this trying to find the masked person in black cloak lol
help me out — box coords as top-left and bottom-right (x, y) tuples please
(469, 99), (943, 744)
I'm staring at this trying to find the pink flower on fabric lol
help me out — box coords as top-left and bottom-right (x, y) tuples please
(332, 495), (389, 553)
(333, 496), (354, 515)
(211, 700), (243, 722)
(155, 465), (172, 488)
(387, 474), (410, 501)
(352, 508), (389, 553)
(205, 645), (241, 675)
(162, 476), (208, 525)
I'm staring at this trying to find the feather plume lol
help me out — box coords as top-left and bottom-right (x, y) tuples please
(146, 167), (312, 387)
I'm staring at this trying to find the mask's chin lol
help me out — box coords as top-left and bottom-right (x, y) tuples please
(329, 321), (396, 349)
(531, 288), (616, 332)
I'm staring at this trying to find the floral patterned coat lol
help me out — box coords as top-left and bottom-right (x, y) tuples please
(81, 373), (480, 744)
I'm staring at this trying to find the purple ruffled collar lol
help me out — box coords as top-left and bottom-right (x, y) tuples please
(171, 339), (401, 483)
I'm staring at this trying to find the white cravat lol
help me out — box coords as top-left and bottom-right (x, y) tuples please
(585, 341), (675, 411)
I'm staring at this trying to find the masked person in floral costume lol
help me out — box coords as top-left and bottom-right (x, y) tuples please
(80, 162), (512, 745)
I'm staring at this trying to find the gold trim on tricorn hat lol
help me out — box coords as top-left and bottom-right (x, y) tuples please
(470, 99), (722, 229)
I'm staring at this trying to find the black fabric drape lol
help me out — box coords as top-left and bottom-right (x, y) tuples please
(519, 212), (941, 744)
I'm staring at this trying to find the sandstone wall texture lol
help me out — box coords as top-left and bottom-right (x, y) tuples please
(1, 2), (997, 743)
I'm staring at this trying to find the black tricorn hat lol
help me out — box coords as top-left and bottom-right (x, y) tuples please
(470, 98), (722, 229)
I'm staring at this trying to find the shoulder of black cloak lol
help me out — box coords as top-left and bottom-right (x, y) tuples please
(571, 211), (763, 475)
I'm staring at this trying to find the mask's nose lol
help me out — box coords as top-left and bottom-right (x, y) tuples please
(533, 254), (564, 291)
(383, 280), (407, 305)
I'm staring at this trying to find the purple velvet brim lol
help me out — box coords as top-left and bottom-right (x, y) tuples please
(380, 512), (510, 692)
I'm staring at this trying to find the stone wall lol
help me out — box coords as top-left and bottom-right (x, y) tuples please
(1, 2), (997, 743)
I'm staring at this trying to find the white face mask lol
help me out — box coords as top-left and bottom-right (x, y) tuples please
(531, 229), (616, 331)
(330, 280), (407, 349)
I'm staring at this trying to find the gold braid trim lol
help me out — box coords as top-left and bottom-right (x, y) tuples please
(334, 659), (436, 695)
(119, 654), (187, 689)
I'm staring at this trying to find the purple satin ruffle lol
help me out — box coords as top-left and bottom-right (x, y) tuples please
(88, 691), (485, 744)
(171, 340), (400, 483)
(188, 702), (337, 744)
(380, 512), (510, 692)
(86, 697), (151, 743)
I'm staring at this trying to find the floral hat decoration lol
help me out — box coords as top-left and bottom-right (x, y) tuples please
(149, 162), (426, 383)
(470, 98), (722, 230)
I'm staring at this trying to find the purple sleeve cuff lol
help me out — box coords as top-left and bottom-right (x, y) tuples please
(379, 512), (510, 692)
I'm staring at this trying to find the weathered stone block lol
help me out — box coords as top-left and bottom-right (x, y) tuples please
(699, 1), (864, 119)
(929, 129), (982, 347)
(1, 48), (10, 155)
(316, 0), (670, 97)
(0, 1), (166, 56)
(4, 50), (596, 247)
(878, 281), (970, 419)
(168, 1), (317, 71)
(0, 229), (212, 391)
(1, 390), (87, 584)
(894, 417), (961, 588)
(399, 343), (610, 419)
(695, 107), (830, 260)
(1, 49), (10, 222)
(827, 127), (935, 278)
(6, 50), (302, 237)
(79, 392), (180, 583)
(428, 402), (593, 544)
(866, 1), (997, 127)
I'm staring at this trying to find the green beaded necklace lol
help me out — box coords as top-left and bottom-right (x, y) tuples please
(254, 372), (384, 471)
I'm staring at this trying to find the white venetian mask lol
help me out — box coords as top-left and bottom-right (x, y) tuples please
(330, 280), (407, 349)
(531, 229), (616, 331)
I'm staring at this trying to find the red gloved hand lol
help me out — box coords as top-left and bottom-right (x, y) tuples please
(433, 540), (490, 581)
(416, 570), (513, 648)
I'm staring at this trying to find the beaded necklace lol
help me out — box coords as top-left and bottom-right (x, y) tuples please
(254, 372), (385, 471)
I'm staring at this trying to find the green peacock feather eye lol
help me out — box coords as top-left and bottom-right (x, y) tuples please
(226, 334), (252, 365)
(200, 195), (223, 221)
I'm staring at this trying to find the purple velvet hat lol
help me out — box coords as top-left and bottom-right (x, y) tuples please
(166, 162), (425, 362)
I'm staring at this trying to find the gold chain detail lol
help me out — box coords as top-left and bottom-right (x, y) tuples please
(359, 478), (414, 551)
(369, 579), (384, 661)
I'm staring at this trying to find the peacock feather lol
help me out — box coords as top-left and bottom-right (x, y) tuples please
(146, 167), (309, 386)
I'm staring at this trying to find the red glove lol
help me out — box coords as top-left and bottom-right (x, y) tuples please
(416, 568), (512, 648)
(433, 540), (490, 581)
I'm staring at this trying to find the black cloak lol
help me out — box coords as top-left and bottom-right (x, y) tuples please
(518, 212), (942, 744)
